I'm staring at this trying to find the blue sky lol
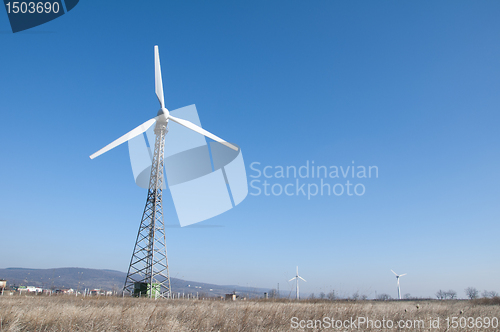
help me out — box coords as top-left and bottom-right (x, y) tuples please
(1, 1), (499, 299)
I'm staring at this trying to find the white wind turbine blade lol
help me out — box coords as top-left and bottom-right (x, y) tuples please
(391, 270), (398, 276)
(298, 276), (306, 282)
(288, 277), (296, 282)
(399, 273), (407, 277)
(90, 117), (157, 159)
(154, 45), (164, 108)
(167, 115), (238, 151)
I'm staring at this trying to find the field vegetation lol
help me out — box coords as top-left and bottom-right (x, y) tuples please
(0, 295), (499, 331)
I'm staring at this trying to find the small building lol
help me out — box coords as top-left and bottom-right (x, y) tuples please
(26, 286), (43, 293)
(225, 293), (238, 301)
(90, 289), (105, 296)
(0, 279), (6, 295)
(56, 289), (74, 294)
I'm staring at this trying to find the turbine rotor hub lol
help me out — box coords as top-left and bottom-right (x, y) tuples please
(157, 107), (169, 123)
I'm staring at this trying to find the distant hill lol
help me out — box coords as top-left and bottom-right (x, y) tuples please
(0, 268), (271, 298)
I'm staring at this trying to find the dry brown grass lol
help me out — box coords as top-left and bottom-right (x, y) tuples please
(0, 296), (499, 331)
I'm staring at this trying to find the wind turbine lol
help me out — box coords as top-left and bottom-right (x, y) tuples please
(90, 46), (238, 298)
(391, 270), (407, 300)
(289, 266), (306, 300)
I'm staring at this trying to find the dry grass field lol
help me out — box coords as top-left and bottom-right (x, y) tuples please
(1, 296), (499, 331)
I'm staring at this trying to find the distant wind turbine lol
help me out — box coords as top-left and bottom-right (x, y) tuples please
(391, 270), (407, 300)
(289, 266), (306, 300)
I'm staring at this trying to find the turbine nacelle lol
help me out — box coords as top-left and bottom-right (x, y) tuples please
(157, 108), (170, 122)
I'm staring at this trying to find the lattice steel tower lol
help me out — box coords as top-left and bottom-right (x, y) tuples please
(123, 118), (171, 298)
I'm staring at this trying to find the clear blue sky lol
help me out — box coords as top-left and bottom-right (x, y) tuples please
(1, 1), (499, 299)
